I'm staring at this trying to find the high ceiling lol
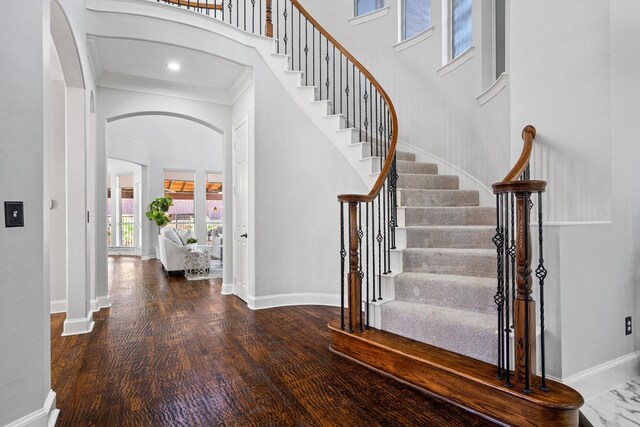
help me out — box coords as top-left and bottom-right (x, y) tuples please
(89, 37), (249, 100)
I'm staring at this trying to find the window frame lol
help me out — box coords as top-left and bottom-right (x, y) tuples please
(354, 0), (385, 17)
(400, 0), (433, 42)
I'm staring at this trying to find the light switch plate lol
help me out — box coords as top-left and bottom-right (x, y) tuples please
(4, 201), (24, 227)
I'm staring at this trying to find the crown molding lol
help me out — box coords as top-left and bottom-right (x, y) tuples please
(229, 68), (253, 104)
(97, 71), (234, 104)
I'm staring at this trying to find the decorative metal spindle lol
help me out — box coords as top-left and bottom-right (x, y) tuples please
(298, 10), (301, 72)
(383, 175), (389, 277)
(357, 204), (364, 331)
(376, 193), (383, 298)
(340, 53), (343, 120)
(340, 202), (345, 330)
(363, 82), (368, 145)
(206, 0), (209, 16)
(319, 34), (321, 98)
(370, 82), (374, 148)
(348, 204), (353, 333)
(283, 1), (287, 55)
(345, 56), (349, 126)
(332, 46), (336, 114)
(259, 0), (261, 35)
(358, 71), (362, 141)
(537, 190), (549, 392)
(243, 0), (246, 30)
(237, 0), (239, 28)
(378, 96), (383, 170)
(510, 192), (516, 324)
(493, 193), (505, 377)
(250, 0), (254, 32)
(371, 199), (377, 301)
(291, 1), (294, 69)
(304, 19), (308, 85)
(352, 64), (356, 132)
(523, 191), (532, 394)
(227, 0), (232, 25)
(365, 202), (370, 327)
(504, 193), (512, 387)
(325, 39), (330, 101)
(312, 28), (315, 86)
(275, 0), (279, 52)
(375, 91), (379, 158)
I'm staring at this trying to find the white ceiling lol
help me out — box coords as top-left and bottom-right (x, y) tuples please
(89, 37), (250, 102)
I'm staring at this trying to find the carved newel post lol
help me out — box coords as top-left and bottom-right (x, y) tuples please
(265, 0), (273, 37)
(348, 202), (361, 332)
(514, 192), (536, 388)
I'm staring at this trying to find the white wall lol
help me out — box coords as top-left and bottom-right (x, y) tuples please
(298, 0), (510, 204)
(49, 78), (67, 312)
(0, 1), (53, 425)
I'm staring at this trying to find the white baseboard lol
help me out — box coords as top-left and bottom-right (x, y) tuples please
(247, 293), (340, 310)
(140, 255), (156, 261)
(555, 351), (640, 400)
(4, 389), (58, 427)
(62, 312), (95, 336)
(50, 300), (66, 314)
(221, 283), (234, 295)
(90, 296), (112, 312)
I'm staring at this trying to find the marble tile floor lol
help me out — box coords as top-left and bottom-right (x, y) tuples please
(582, 378), (640, 426)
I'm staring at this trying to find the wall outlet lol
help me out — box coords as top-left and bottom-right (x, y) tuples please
(625, 316), (632, 335)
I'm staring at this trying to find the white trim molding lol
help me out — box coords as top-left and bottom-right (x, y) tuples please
(394, 27), (434, 53)
(4, 390), (58, 427)
(90, 295), (112, 312)
(221, 283), (234, 295)
(50, 300), (67, 314)
(348, 6), (390, 26)
(476, 72), (509, 105)
(62, 313), (96, 336)
(247, 293), (341, 310)
(558, 351), (640, 401)
(437, 46), (475, 77)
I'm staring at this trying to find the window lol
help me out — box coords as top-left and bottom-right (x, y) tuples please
(355, 0), (385, 16)
(402, 0), (432, 41)
(205, 173), (223, 247)
(451, 0), (472, 59)
(164, 171), (196, 234)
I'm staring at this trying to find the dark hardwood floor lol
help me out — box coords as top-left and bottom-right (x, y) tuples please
(51, 256), (494, 426)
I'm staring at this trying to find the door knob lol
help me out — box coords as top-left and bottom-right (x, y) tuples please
(241, 233), (248, 238)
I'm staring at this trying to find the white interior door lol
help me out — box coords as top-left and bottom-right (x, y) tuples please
(233, 118), (249, 302)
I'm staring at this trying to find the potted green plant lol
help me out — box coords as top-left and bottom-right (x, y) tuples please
(186, 237), (198, 250)
(146, 197), (173, 259)
(146, 196), (173, 228)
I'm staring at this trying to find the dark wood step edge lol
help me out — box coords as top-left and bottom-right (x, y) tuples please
(328, 319), (583, 427)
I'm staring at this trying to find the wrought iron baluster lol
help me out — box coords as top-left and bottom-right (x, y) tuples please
(304, 19), (308, 85)
(537, 191), (549, 392)
(358, 71), (362, 141)
(345, 56), (349, 127)
(291, 1), (294, 68)
(523, 191), (532, 394)
(319, 34), (321, 99)
(243, 0), (246, 30)
(340, 202), (345, 330)
(493, 194), (505, 377)
(325, 38), (330, 101)
(363, 81), (368, 148)
(340, 52), (343, 120)
(510, 192), (516, 324)
(370, 82), (374, 148)
(332, 46), (336, 115)
(503, 193), (512, 387)
(376, 193), (383, 299)
(357, 204), (364, 331)
(365, 202), (370, 327)
(276, 0), (279, 52)
(371, 198), (376, 302)
(283, 1), (288, 55)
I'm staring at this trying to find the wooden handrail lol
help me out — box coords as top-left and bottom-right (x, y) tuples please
(288, 0), (398, 204)
(161, 0), (223, 10)
(502, 125), (536, 182)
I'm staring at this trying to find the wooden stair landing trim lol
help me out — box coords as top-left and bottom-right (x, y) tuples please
(329, 319), (583, 427)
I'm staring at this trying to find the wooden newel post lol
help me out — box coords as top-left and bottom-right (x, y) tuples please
(265, 0), (273, 38)
(514, 192), (536, 386)
(347, 202), (362, 332)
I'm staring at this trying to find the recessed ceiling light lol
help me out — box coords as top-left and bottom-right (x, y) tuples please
(167, 62), (181, 71)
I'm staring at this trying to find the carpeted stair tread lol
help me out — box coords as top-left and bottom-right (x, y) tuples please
(405, 225), (495, 249)
(404, 206), (495, 225)
(396, 151), (416, 162)
(403, 248), (496, 278)
(397, 173), (459, 190)
(380, 300), (497, 364)
(399, 189), (479, 207)
(397, 160), (438, 174)
(395, 272), (495, 315)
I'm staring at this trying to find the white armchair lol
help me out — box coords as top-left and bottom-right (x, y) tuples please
(158, 234), (211, 275)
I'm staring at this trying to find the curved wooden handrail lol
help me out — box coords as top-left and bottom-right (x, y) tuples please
(502, 125), (536, 182)
(161, 0), (223, 10)
(288, 0), (398, 204)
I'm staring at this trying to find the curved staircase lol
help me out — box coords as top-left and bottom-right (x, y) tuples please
(382, 153), (498, 364)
